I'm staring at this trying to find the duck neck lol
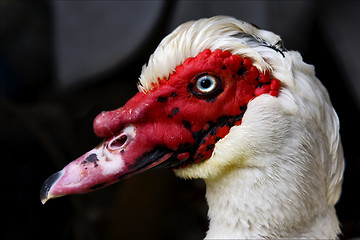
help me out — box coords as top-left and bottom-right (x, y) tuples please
(204, 166), (340, 239)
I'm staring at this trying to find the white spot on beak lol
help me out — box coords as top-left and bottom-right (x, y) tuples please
(99, 124), (136, 176)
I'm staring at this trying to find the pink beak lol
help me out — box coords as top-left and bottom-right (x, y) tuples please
(40, 124), (173, 204)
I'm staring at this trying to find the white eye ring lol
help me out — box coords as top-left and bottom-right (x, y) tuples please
(196, 74), (218, 93)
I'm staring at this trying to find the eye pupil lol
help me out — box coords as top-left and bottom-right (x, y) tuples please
(200, 79), (211, 89)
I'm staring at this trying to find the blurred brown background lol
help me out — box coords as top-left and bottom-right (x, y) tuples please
(1, 1), (359, 239)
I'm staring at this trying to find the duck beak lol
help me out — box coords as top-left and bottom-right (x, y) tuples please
(40, 124), (173, 204)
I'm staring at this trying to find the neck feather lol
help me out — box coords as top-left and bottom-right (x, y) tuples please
(204, 166), (340, 239)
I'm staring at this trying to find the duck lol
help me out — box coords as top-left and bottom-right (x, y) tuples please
(40, 16), (345, 239)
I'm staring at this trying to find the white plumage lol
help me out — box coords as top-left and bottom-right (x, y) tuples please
(139, 16), (344, 238)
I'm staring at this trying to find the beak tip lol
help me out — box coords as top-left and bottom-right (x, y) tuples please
(40, 170), (64, 204)
(40, 197), (48, 205)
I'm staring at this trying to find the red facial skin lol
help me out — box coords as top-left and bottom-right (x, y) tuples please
(94, 49), (280, 167)
(40, 49), (280, 203)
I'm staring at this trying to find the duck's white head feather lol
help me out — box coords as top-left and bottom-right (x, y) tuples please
(138, 16), (344, 238)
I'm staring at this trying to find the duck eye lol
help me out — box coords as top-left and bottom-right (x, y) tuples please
(194, 74), (221, 95)
(197, 75), (216, 93)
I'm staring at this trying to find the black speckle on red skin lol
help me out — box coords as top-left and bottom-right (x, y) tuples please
(182, 120), (192, 130)
(256, 82), (265, 88)
(237, 66), (246, 76)
(168, 107), (180, 118)
(157, 92), (178, 103)
(93, 49), (280, 170)
(206, 144), (215, 152)
(82, 153), (99, 168)
(157, 96), (168, 102)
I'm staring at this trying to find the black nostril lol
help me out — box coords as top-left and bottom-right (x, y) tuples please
(108, 134), (128, 150)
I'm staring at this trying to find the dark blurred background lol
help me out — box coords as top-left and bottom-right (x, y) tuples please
(1, 1), (359, 239)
